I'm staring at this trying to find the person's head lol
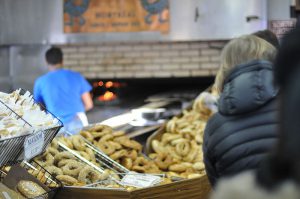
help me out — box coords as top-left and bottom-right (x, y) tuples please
(45, 47), (63, 69)
(252, 29), (280, 49)
(274, 28), (300, 88)
(214, 35), (277, 94)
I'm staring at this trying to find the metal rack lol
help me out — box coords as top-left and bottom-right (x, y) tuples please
(0, 99), (32, 166)
(57, 132), (129, 186)
(0, 89), (62, 166)
(81, 136), (129, 175)
(64, 132), (129, 174)
(43, 131), (164, 189)
(58, 133), (167, 189)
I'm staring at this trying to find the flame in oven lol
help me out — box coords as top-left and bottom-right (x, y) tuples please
(92, 80), (127, 103)
(98, 91), (117, 101)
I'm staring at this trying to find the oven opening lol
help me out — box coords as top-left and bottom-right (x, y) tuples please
(92, 80), (127, 105)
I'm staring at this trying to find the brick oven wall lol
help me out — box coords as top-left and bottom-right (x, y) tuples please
(59, 41), (227, 79)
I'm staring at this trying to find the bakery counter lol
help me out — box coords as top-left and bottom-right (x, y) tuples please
(55, 175), (211, 199)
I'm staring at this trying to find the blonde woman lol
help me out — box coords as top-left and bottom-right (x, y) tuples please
(203, 35), (279, 187)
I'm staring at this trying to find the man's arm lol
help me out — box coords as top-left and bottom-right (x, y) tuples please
(81, 92), (93, 111)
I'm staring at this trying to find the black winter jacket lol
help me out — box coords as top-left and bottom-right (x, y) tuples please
(203, 60), (279, 187)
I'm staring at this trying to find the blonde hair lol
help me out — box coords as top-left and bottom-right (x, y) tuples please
(214, 35), (277, 94)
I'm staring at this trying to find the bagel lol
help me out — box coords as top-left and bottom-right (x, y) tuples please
(56, 175), (78, 186)
(153, 153), (173, 170)
(195, 133), (203, 144)
(113, 136), (128, 143)
(89, 125), (113, 140)
(170, 138), (187, 146)
(192, 162), (205, 171)
(71, 135), (86, 151)
(148, 153), (158, 159)
(183, 143), (198, 162)
(121, 157), (133, 170)
(178, 127), (194, 135)
(166, 119), (177, 133)
(17, 180), (46, 198)
(112, 131), (125, 137)
(108, 141), (122, 150)
(120, 139), (142, 152)
(45, 166), (63, 177)
(97, 142), (115, 155)
(110, 150), (126, 160)
(169, 163), (190, 172)
(145, 162), (161, 173)
(187, 173), (203, 179)
(132, 157), (150, 173)
(183, 133), (193, 140)
(57, 159), (78, 168)
(100, 134), (114, 142)
(28, 169), (47, 184)
(166, 171), (181, 178)
(78, 166), (102, 184)
(80, 130), (94, 142)
(89, 124), (113, 133)
(46, 147), (59, 157)
(78, 151), (91, 161)
(54, 151), (76, 163)
(62, 162), (84, 177)
(58, 137), (74, 149)
(175, 141), (190, 156)
(160, 177), (173, 185)
(165, 145), (182, 160)
(176, 121), (189, 129)
(85, 148), (96, 162)
(194, 152), (203, 163)
(126, 150), (138, 161)
(151, 140), (165, 154)
(106, 169), (120, 180)
(161, 133), (182, 145)
(51, 138), (59, 149)
(34, 153), (54, 167)
(91, 131), (109, 139)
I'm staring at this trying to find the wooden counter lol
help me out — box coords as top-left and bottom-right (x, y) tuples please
(55, 175), (211, 199)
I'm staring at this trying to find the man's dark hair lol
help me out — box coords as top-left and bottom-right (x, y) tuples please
(45, 47), (63, 65)
(253, 29), (280, 49)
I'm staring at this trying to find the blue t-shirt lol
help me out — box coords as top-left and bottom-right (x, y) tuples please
(34, 69), (92, 124)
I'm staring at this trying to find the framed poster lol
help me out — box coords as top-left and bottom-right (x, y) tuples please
(63, 0), (170, 33)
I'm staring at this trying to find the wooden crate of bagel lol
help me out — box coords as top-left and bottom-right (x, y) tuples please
(37, 92), (214, 198)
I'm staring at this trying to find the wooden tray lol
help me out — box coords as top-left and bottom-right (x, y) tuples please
(145, 103), (192, 155)
(55, 175), (211, 199)
(131, 175), (211, 199)
(145, 85), (213, 155)
(145, 124), (167, 155)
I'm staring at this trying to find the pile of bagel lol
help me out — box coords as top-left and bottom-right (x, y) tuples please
(34, 135), (119, 187)
(80, 125), (162, 174)
(148, 92), (216, 179)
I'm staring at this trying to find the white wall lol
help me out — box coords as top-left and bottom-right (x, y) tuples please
(0, 47), (12, 92)
(268, 0), (292, 20)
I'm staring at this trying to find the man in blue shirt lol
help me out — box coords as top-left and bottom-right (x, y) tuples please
(34, 47), (93, 134)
